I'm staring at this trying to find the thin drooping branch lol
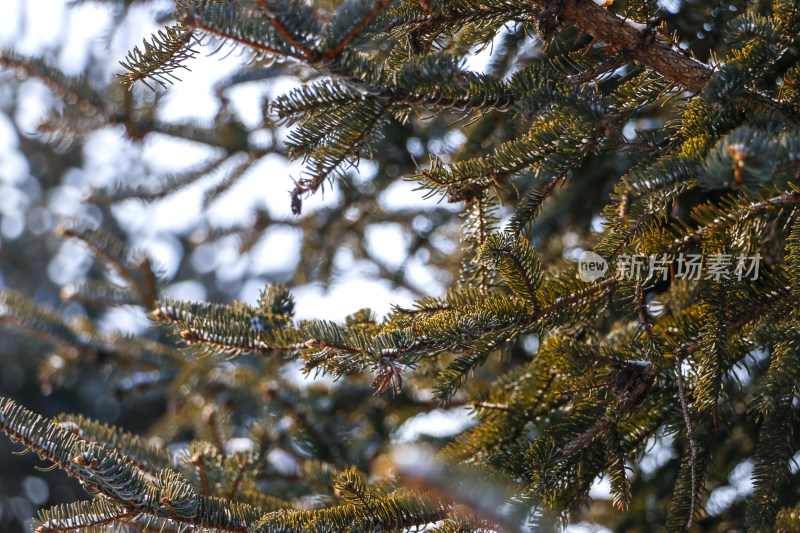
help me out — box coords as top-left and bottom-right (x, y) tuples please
(637, 281), (699, 528)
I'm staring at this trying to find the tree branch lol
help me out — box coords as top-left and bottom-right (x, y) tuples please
(674, 352), (700, 530)
(257, 0), (316, 60)
(536, 0), (710, 92)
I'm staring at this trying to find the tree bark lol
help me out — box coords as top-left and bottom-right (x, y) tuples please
(538, 0), (712, 92)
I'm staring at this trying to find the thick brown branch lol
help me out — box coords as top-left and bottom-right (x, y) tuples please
(541, 0), (710, 92)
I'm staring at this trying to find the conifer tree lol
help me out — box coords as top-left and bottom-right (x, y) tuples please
(2, 0), (800, 531)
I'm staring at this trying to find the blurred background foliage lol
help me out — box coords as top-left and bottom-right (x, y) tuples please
(0, 1), (464, 529)
(0, 0), (783, 531)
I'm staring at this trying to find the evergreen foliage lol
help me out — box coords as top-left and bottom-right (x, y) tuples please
(2, 0), (800, 531)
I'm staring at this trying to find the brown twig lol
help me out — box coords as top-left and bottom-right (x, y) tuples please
(190, 452), (211, 496)
(182, 15), (292, 58)
(322, 0), (393, 60)
(257, 0), (316, 60)
(228, 459), (250, 501)
(138, 255), (157, 310)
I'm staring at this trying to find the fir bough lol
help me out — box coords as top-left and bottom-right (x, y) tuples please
(2, 0), (800, 531)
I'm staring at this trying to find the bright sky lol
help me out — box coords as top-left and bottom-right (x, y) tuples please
(0, 0), (471, 326)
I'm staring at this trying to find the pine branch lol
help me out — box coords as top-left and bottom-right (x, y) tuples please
(0, 50), (106, 114)
(8, 1), (800, 530)
(228, 458), (250, 501)
(152, 297), (304, 357)
(60, 280), (142, 308)
(289, 102), (389, 215)
(417, 107), (608, 203)
(666, 189), (800, 254)
(478, 232), (542, 310)
(118, 24), (199, 88)
(92, 153), (236, 204)
(0, 289), (86, 356)
(0, 398), (264, 533)
(178, 2), (295, 59)
(251, 488), (448, 533)
(54, 414), (175, 476)
(61, 225), (159, 309)
(433, 341), (501, 402)
(746, 393), (795, 531)
(507, 171), (568, 234)
(36, 499), (134, 533)
(322, 0), (394, 60)
(264, 385), (338, 464)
